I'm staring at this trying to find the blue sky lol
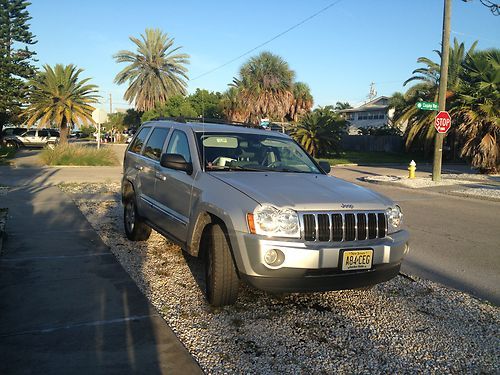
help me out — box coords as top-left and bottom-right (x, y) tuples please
(28, 0), (499, 111)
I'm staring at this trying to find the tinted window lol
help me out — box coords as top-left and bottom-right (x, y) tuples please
(143, 127), (169, 161)
(25, 130), (36, 137)
(48, 129), (60, 137)
(129, 127), (151, 154)
(166, 130), (191, 162)
(39, 130), (49, 137)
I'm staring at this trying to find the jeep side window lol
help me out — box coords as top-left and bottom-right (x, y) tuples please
(129, 127), (151, 154)
(142, 127), (170, 161)
(38, 130), (49, 137)
(166, 130), (191, 162)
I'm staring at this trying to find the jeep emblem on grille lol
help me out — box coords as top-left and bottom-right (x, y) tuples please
(341, 203), (354, 209)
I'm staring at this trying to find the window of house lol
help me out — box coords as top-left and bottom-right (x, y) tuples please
(166, 130), (191, 162)
(129, 127), (151, 154)
(142, 127), (170, 161)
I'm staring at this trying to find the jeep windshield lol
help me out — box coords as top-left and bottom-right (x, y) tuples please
(195, 132), (321, 174)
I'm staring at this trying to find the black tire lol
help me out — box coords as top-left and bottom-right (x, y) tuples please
(204, 224), (239, 306)
(123, 196), (152, 241)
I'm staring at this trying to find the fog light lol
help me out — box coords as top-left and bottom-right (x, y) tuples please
(264, 249), (285, 267)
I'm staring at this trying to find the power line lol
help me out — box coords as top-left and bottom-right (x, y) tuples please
(189, 0), (343, 81)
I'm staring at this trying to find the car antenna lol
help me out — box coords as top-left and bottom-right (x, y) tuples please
(202, 91), (206, 171)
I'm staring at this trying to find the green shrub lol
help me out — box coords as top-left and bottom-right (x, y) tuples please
(40, 144), (119, 166)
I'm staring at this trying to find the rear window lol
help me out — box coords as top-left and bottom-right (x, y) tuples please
(129, 127), (151, 154)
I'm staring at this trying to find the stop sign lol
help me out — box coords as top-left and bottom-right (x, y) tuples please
(435, 111), (451, 134)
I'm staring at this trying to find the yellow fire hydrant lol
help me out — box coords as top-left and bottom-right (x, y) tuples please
(408, 160), (416, 179)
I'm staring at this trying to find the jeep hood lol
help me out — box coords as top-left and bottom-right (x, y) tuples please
(210, 172), (393, 211)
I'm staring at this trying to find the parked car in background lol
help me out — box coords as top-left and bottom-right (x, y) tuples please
(4, 128), (59, 149)
(2, 127), (27, 138)
(122, 120), (410, 307)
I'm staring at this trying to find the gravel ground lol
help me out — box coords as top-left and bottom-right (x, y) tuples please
(61, 184), (500, 374)
(363, 175), (476, 188)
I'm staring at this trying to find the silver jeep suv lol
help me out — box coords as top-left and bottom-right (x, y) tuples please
(122, 120), (409, 306)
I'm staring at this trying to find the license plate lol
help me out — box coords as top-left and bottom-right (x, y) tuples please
(341, 249), (373, 271)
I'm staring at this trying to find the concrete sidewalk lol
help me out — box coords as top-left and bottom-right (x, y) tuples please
(0, 185), (201, 374)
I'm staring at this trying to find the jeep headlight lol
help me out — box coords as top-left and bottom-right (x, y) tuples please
(386, 205), (403, 233)
(249, 205), (300, 238)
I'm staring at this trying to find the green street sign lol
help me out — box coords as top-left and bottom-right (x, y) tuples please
(416, 101), (439, 111)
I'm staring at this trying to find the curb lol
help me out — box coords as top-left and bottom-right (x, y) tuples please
(446, 191), (500, 203)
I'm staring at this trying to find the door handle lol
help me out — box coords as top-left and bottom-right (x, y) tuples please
(155, 172), (166, 181)
(135, 164), (143, 171)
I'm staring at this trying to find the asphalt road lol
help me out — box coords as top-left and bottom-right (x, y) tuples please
(333, 166), (500, 305)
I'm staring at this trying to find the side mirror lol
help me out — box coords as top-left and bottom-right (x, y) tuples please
(160, 153), (193, 175)
(318, 160), (331, 174)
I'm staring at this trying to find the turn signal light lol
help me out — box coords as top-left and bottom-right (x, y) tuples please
(247, 213), (256, 234)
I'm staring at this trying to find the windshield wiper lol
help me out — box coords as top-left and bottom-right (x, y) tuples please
(206, 165), (265, 172)
(271, 167), (312, 173)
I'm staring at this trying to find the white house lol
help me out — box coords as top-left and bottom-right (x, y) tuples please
(338, 96), (395, 135)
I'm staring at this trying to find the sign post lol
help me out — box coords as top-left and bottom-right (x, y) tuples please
(91, 108), (108, 149)
(432, 0), (452, 182)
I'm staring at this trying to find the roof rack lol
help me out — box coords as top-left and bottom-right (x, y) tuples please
(151, 116), (261, 129)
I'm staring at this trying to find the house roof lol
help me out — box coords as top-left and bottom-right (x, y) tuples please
(338, 96), (390, 113)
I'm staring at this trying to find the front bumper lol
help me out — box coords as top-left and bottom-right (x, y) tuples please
(230, 229), (409, 293)
(241, 263), (401, 293)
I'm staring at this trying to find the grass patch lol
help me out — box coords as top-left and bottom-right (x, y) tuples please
(0, 146), (17, 165)
(319, 151), (430, 166)
(40, 144), (119, 166)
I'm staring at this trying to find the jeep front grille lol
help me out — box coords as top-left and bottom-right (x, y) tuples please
(300, 212), (387, 242)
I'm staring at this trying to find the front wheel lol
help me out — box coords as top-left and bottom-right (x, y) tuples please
(5, 140), (19, 149)
(124, 196), (151, 241)
(204, 224), (239, 306)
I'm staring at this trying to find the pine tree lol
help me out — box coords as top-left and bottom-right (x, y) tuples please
(0, 0), (37, 138)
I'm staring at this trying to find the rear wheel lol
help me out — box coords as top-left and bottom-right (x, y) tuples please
(204, 223), (239, 306)
(124, 196), (151, 241)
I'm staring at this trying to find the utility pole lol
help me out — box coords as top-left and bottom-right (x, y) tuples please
(109, 93), (113, 114)
(432, 0), (452, 182)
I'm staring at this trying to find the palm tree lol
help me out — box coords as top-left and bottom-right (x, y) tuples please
(219, 87), (249, 123)
(390, 83), (437, 153)
(114, 28), (190, 111)
(453, 49), (499, 173)
(334, 102), (352, 111)
(232, 51), (295, 123)
(288, 82), (313, 122)
(292, 106), (346, 157)
(24, 64), (99, 143)
(392, 39), (477, 154)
